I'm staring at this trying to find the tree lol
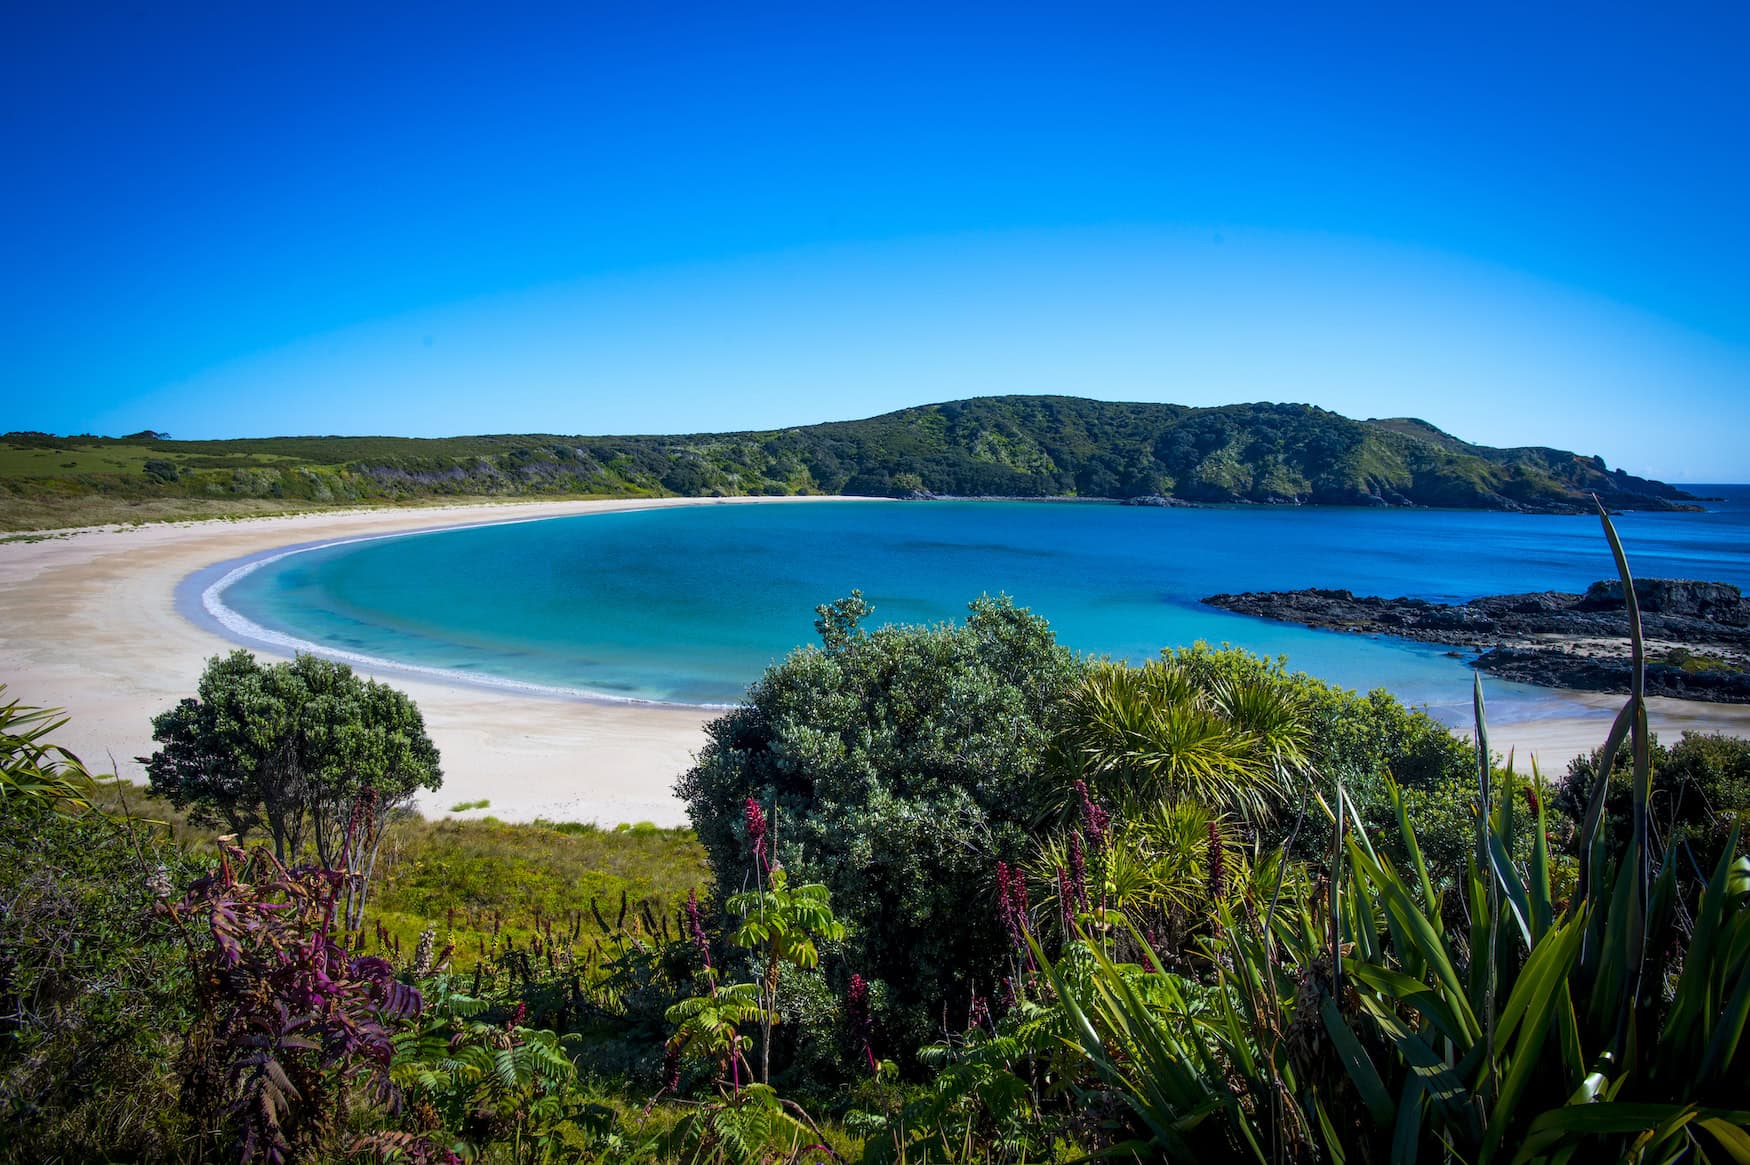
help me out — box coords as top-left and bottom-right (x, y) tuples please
(677, 593), (1083, 1057)
(144, 651), (441, 924)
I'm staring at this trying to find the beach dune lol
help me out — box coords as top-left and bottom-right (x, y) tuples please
(3, 497), (1747, 826)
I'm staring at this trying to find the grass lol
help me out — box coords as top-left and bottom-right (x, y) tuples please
(0, 493), (346, 532)
(1659, 646), (1740, 674)
(87, 780), (712, 970)
(0, 441), (307, 480)
(449, 798), (491, 812)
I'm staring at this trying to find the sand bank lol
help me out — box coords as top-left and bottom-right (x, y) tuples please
(0, 497), (846, 826)
(1459, 692), (1750, 778)
(3, 497), (1747, 827)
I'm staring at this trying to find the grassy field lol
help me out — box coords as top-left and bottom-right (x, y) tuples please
(0, 440), (309, 480)
(93, 780), (712, 969)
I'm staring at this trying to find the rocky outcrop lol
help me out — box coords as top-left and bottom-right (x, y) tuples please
(1202, 580), (1750, 703)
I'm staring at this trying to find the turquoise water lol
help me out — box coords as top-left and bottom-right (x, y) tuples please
(215, 486), (1750, 725)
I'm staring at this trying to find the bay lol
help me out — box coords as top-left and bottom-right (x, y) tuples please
(216, 485), (1750, 725)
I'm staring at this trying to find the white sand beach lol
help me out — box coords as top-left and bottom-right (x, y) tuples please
(1458, 692), (1750, 778)
(3, 497), (1748, 826)
(0, 497), (849, 827)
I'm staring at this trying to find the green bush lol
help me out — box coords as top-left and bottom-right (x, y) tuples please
(677, 593), (1084, 1060)
(1557, 730), (1750, 876)
(0, 798), (205, 1161)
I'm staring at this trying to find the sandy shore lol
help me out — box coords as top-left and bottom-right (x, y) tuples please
(3, 497), (1747, 826)
(1457, 692), (1750, 777)
(0, 497), (849, 827)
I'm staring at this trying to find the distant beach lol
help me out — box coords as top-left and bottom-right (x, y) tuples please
(3, 496), (1748, 827)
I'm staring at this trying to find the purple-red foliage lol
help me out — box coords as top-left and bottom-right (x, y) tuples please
(1074, 780), (1111, 842)
(967, 990), (990, 1033)
(165, 841), (422, 1164)
(1206, 820), (1227, 904)
(1068, 830), (1089, 910)
(995, 862), (1022, 948)
(685, 887), (712, 969)
(847, 973), (876, 1075)
(995, 861), (1034, 975)
(663, 1042), (683, 1092)
(744, 797), (768, 869)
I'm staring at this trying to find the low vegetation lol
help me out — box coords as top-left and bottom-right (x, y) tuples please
(3, 508), (1748, 1162)
(0, 395), (1695, 529)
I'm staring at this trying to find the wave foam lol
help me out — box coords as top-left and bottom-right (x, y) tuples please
(199, 522), (734, 710)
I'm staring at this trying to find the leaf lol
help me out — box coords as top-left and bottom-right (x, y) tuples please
(1322, 995), (1395, 1129)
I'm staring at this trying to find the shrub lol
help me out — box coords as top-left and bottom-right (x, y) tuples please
(0, 797), (203, 1161)
(143, 458), (180, 483)
(165, 841), (422, 1163)
(677, 593), (1084, 1059)
(1557, 730), (1750, 876)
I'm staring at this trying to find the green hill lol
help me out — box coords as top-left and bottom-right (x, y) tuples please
(0, 396), (1697, 530)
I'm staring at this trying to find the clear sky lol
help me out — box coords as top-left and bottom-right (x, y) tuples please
(4, 2), (1747, 480)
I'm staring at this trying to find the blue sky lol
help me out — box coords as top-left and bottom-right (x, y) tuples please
(4, 2), (1747, 480)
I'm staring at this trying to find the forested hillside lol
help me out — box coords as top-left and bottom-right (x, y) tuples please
(0, 396), (1696, 529)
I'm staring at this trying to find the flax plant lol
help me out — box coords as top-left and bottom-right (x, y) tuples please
(1038, 502), (1750, 1162)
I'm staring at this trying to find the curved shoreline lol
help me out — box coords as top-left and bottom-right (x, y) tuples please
(2, 495), (1746, 828)
(0, 496), (855, 826)
(183, 519), (734, 711)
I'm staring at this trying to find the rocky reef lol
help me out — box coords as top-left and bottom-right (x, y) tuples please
(1203, 579), (1750, 702)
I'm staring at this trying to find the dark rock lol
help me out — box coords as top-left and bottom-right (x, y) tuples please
(1579, 579), (1746, 623)
(1203, 578), (1750, 702)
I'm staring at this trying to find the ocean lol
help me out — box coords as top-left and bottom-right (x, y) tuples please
(207, 485), (1750, 727)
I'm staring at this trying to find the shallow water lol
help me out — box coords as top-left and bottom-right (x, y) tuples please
(216, 485), (1750, 724)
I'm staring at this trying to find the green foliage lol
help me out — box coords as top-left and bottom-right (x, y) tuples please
(145, 651), (441, 887)
(678, 593), (1084, 1057)
(1160, 643), (1488, 878)
(1031, 800), (1274, 959)
(1557, 729), (1750, 879)
(0, 795), (201, 1162)
(368, 815), (708, 968)
(671, 1083), (833, 1165)
(1164, 642), (1474, 792)
(728, 868), (845, 976)
(389, 972), (585, 1162)
(1034, 505), (1750, 1162)
(666, 975), (764, 1089)
(726, 855), (847, 1085)
(0, 685), (99, 809)
(1053, 657), (1310, 821)
(1, 395), (1694, 530)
